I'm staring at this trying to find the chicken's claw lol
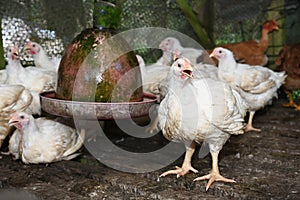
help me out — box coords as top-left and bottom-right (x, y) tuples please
(145, 124), (159, 134)
(194, 172), (236, 191)
(0, 151), (10, 156)
(244, 124), (261, 132)
(282, 102), (297, 108)
(282, 92), (300, 110)
(160, 165), (198, 178)
(283, 101), (300, 111)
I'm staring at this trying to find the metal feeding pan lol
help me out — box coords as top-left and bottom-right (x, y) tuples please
(40, 91), (157, 120)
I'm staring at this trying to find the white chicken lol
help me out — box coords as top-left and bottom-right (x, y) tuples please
(8, 112), (85, 164)
(136, 55), (170, 97)
(25, 41), (61, 72)
(4, 46), (56, 115)
(158, 37), (204, 65)
(193, 62), (218, 80)
(158, 55), (247, 190)
(142, 52), (219, 134)
(0, 85), (32, 148)
(137, 52), (218, 97)
(210, 47), (286, 132)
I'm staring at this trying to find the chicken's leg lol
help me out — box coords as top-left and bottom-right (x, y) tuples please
(160, 141), (198, 178)
(245, 111), (261, 132)
(194, 151), (235, 191)
(146, 115), (159, 134)
(283, 92), (300, 110)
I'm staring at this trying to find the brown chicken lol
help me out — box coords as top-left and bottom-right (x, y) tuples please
(275, 43), (300, 110)
(208, 19), (279, 66)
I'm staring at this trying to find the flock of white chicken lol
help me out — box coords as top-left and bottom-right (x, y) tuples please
(139, 37), (286, 190)
(0, 36), (286, 190)
(0, 42), (85, 164)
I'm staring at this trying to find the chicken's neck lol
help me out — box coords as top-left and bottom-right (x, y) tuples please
(218, 56), (237, 72)
(34, 49), (51, 68)
(5, 60), (26, 83)
(7, 59), (24, 71)
(217, 56), (238, 84)
(22, 118), (40, 143)
(259, 28), (271, 52)
(172, 75), (191, 89)
(162, 51), (173, 66)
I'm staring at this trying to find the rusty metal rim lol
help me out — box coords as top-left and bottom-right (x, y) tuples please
(39, 91), (157, 120)
(40, 91), (157, 104)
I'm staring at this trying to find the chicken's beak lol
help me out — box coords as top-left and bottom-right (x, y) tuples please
(25, 43), (31, 51)
(11, 47), (19, 59)
(209, 49), (220, 59)
(13, 52), (19, 57)
(274, 25), (279, 31)
(209, 51), (215, 58)
(182, 64), (193, 78)
(8, 115), (20, 127)
(159, 42), (166, 51)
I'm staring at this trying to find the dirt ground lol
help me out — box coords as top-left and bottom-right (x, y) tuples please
(0, 95), (299, 199)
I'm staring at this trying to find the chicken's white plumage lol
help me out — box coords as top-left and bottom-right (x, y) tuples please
(8, 129), (22, 160)
(142, 52), (219, 134)
(136, 55), (170, 97)
(210, 47), (286, 132)
(8, 112), (85, 164)
(0, 85), (32, 148)
(158, 56), (247, 190)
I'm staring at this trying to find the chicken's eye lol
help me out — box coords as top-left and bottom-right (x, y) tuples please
(177, 63), (182, 68)
(32, 44), (36, 47)
(218, 50), (222, 54)
(20, 115), (24, 119)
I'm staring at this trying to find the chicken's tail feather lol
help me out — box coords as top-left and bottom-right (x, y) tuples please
(62, 129), (85, 160)
(226, 89), (248, 135)
(231, 89), (248, 118)
(275, 71), (287, 88)
(62, 153), (81, 161)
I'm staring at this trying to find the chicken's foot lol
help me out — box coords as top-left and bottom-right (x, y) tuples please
(0, 151), (9, 155)
(160, 141), (198, 178)
(283, 92), (300, 110)
(194, 151), (235, 191)
(245, 111), (261, 132)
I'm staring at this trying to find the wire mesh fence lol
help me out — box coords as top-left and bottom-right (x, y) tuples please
(0, 0), (298, 66)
